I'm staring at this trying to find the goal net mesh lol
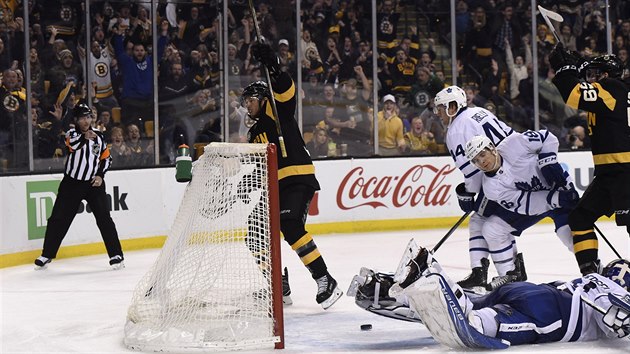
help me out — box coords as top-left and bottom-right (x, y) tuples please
(124, 143), (281, 351)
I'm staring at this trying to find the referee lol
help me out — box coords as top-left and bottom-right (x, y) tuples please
(35, 102), (124, 269)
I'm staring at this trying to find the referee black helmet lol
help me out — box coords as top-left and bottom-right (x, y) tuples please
(74, 102), (93, 118)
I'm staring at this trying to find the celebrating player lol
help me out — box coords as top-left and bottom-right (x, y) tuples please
(549, 46), (630, 275)
(348, 240), (630, 349)
(241, 42), (343, 309)
(433, 85), (526, 290)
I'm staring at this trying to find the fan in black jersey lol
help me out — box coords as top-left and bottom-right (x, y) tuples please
(240, 42), (343, 310)
(550, 45), (630, 275)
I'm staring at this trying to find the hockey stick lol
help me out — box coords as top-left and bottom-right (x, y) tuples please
(594, 224), (622, 259)
(432, 211), (471, 253)
(537, 5), (563, 44)
(247, 0), (288, 158)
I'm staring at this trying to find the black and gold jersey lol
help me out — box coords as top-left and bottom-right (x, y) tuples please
(247, 72), (320, 191)
(553, 71), (630, 175)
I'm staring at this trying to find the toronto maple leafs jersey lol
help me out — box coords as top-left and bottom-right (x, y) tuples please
(554, 273), (629, 341)
(481, 130), (571, 216)
(446, 107), (514, 194)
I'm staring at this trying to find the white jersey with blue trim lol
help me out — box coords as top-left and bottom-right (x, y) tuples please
(482, 130), (572, 216)
(556, 273), (629, 341)
(445, 106), (513, 194)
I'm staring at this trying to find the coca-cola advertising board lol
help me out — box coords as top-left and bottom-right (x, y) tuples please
(309, 156), (462, 224)
(307, 151), (594, 231)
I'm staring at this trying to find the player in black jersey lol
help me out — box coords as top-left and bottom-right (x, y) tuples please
(34, 103), (124, 270)
(550, 46), (630, 275)
(241, 42), (343, 309)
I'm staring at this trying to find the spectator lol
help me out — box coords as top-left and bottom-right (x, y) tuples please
(277, 38), (295, 77)
(125, 123), (153, 166)
(108, 126), (132, 167)
(111, 23), (167, 132)
(376, 94), (405, 156)
(479, 58), (505, 103)
(462, 6), (494, 78)
(327, 66), (372, 157)
(77, 40), (119, 112)
(559, 24), (578, 52)
(505, 36), (532, 100)
(337, 36), (359, 82)
(1, 68), (28, 170)
(95, 109), (114, 143)
(404, 114), (437, 155)
(563, 113), (591, 150)
(491, 3), (523, 61)
(376, 0), (401, 60)
(46, 48), (83, 102)
(409, 66), (444, 109)
(306, 127), (332, 159)
(536, 24), (556, 53)
(48, 82), (78, 132)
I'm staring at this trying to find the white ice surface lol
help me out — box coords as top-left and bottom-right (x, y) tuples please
(2, 221), (629, 353)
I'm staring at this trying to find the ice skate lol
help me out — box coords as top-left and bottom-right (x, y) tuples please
(109, 255), (125, 270)
(34, 256), (51, 270)
(282, 267), (293, 306)
(315, 273), (343, 310)
(457, 258), (489, 292)
(486, 269), (519, 291)
(514, 253), (527, 281)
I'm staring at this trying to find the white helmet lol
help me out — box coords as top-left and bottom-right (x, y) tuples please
(433, 86), (467, 114)
(465, 135), (495, 161)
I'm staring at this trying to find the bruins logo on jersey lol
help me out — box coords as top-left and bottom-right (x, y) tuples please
(2, 93), (20, 112)
(94, 62), (109, 78)
(59, 5), (74, 23)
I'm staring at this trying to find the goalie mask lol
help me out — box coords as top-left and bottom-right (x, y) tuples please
(601, 259), (630, 291)
(241, 80), (271, 125)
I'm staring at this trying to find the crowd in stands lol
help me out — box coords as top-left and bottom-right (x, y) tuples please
(1, 0), (630, 174)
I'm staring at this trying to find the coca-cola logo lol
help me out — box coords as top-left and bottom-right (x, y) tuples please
(336, 164), (456, 210)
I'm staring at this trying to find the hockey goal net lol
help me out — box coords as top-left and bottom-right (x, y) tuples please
(124, 143), (284, 351)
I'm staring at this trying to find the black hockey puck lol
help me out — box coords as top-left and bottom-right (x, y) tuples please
(360, 324), (372, 331)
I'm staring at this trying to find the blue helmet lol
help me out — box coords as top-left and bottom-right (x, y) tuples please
(601, 259), (630, 291)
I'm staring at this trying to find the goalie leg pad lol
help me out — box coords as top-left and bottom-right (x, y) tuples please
(403, 273), (510, 349)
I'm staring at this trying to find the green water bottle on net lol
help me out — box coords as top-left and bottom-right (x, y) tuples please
(175, 144), (192, 182)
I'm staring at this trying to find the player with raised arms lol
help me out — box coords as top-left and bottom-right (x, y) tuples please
(241, 41), (343, 309)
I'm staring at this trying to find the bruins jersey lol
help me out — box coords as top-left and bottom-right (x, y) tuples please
(553, 71), (630, 175)
(247, 72), (320, 191)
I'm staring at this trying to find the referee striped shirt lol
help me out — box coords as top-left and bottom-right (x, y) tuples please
(64, 128), (112, 180)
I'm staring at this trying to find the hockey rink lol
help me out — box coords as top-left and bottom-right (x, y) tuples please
(2, 221), (629, 353)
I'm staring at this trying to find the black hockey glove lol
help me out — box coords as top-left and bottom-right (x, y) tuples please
(251, 42), (281, 78)
(456, 183), (475, 213)
(538, 152), (567, 187)
(549, 43), (581, 73)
